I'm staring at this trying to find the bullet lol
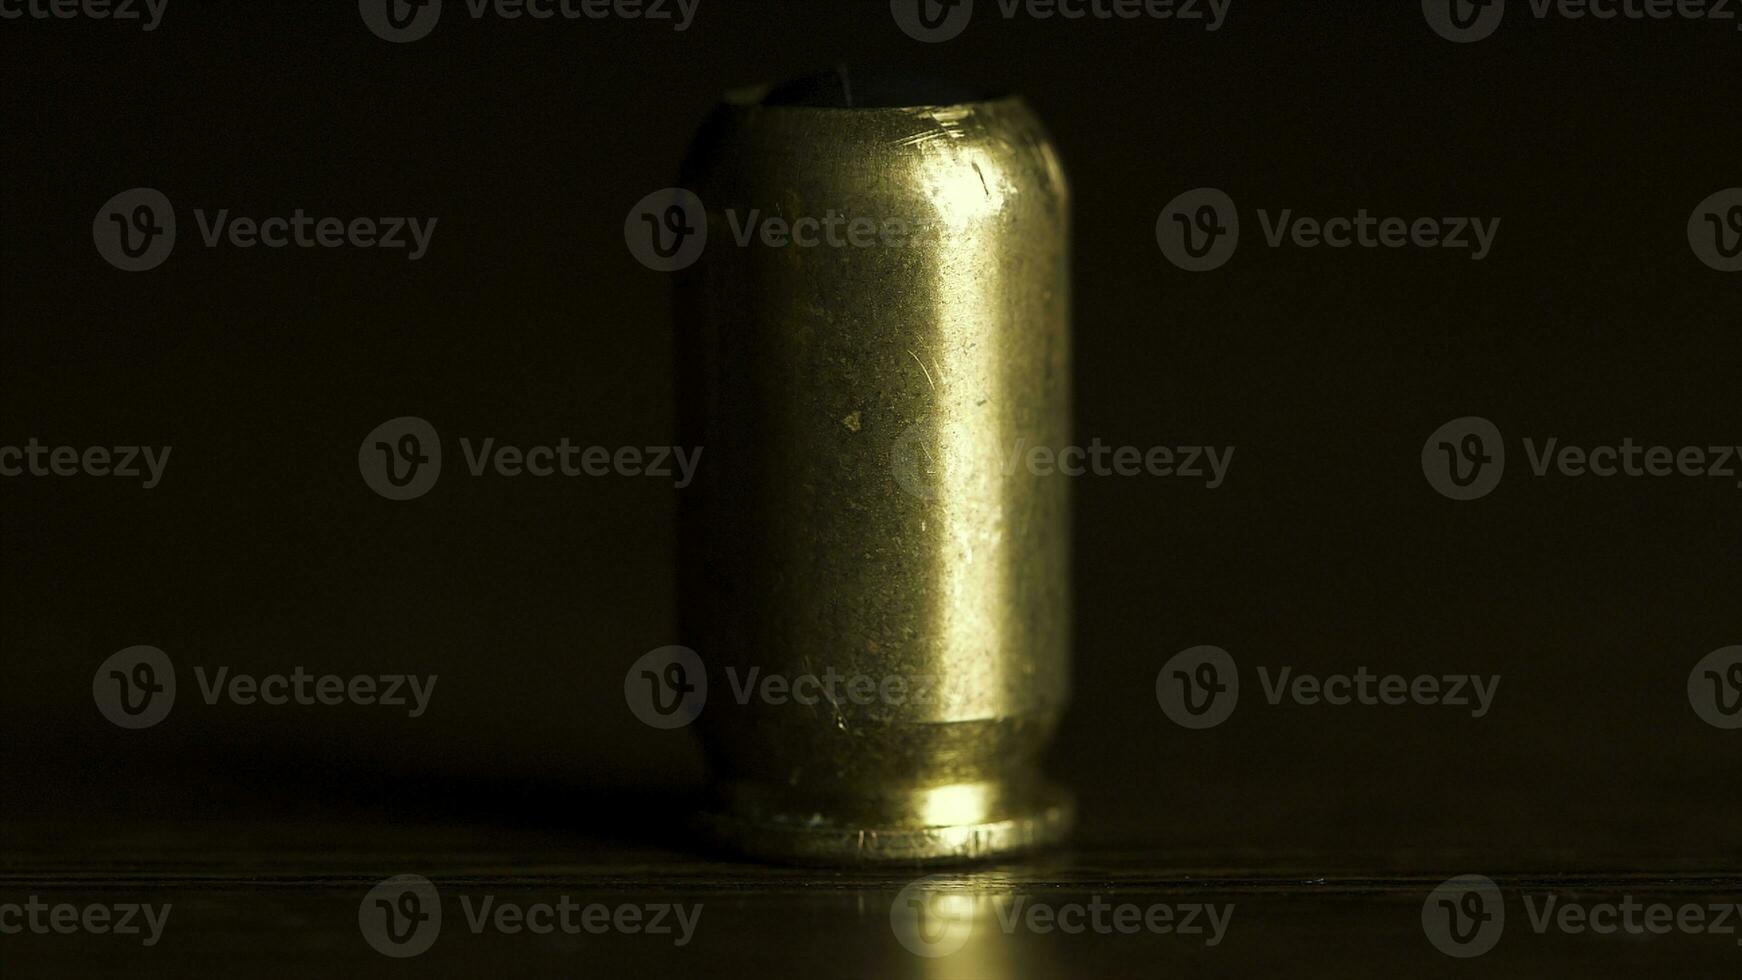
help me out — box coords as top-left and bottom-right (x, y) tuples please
(678, 70), (1072, 863)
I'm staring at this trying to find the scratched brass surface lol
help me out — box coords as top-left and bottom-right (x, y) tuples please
(676, 84), (1072, 862)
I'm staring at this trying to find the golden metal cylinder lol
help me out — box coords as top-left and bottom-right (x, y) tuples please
(677, 73), (1071, 863)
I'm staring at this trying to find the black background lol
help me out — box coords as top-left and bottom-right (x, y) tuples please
(3, 0), (1738, 876)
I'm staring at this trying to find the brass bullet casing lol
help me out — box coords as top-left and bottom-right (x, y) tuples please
(678, 72), (1071, 863)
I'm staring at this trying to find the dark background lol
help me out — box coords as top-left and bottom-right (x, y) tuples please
(1, 2), (1737, 971)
